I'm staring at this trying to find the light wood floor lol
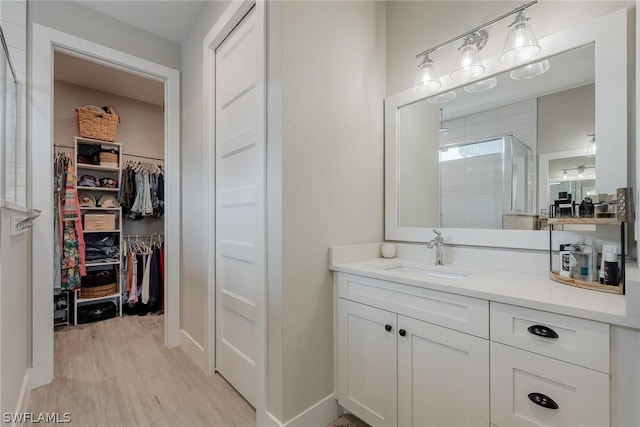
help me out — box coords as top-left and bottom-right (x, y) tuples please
(26, 314), (255, 427)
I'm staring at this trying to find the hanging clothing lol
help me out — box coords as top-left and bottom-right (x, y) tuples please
(127, 253), (139, 303)
(140, 253), (152, 305)
(59, 159), (86, 289)
(120, 161), (164, 220)
(148, 247), (161, 308)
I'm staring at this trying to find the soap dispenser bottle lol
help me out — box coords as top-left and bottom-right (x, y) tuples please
(584, 238), (598, 282)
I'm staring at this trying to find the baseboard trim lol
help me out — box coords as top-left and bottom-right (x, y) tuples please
(12, 368), (32, 427)
(180, 329), (208, 373)
(265, 394), (338, 427)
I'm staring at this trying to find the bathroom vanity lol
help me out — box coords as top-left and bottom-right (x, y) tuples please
(330, 249), (640, 427)
(332, 6), (639, 427)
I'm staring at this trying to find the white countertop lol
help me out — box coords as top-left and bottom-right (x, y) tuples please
(331, 257), (640, 329)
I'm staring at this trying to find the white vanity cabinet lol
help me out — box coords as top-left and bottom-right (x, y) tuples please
(337, 273), (490, 427)
(397, 316), (489, 427)
(338, 299), (398, 426)
(489, 302), (610, 427)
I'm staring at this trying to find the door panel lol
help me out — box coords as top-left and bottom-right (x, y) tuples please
(215, 6), (258, 406)
(398, 316), (489, 427)
(338, 299), (398, 427)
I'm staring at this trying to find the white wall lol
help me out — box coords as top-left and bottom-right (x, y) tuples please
(0, 0), (30, 415)
(398, 99), (440, 228)
(276, 1), (386, 421)
(28, 1), (180, 70)
(54, 81), (164, 157)
(180, 0), (231, 356)
(538, 84), (595, 155)
(386, 0), (634, 96)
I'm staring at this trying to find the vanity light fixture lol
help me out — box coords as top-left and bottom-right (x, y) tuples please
(499, 10), (541, 64)
(450, 31), (488, 81)
(562, 165), (595, 181)
(438, 108), (450, 136)
(413, 54), (442, 95)
(413, 0), (538, 93)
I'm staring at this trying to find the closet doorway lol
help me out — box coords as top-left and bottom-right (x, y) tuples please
(31, 25), (180, 388)
(53, 51), (166, 318)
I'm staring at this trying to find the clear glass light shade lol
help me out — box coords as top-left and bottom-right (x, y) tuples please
(510, 59), (550, 80)
(499, 13), (541, 64)
(427, 91), (457, 104)
(450, 42), (485, 81)
(413, 58), (442, 95)
(464, 77), (498, 93)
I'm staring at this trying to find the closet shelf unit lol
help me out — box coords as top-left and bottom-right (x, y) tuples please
(75, 164), (119, 172)
(78, 186), (119, 192)
(72, 136), (123, 324)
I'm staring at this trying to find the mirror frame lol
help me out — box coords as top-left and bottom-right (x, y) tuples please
(385, 8), (629, 249)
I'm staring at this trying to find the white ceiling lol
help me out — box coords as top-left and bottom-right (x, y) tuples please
(57, 1), (209, 106)
(73, 0), (209, 43)
(55, 51), (165, 105)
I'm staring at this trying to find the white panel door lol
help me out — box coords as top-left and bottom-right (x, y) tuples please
(215, 7), (259, 406)
(397, 316), (489, 427)
(338, 299), (398, 427)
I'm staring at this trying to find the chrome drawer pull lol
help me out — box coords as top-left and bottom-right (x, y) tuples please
(528, 392), (559, 410)
(527, 324), (559, 339)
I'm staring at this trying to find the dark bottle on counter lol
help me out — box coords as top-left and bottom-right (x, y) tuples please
(603, 253), (619, 285)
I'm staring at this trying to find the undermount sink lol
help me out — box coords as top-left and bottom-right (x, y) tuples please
(378, 262), (469, 280)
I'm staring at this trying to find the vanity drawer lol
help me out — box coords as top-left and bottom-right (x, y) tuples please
(338, 273), (488, 338)
(490, 302), (609, 373)
(491, 342), (610, 427)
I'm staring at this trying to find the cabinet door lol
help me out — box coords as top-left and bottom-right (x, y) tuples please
(338, 299), (398, 426)
(397, 316), (489, 427)
(491, 342), (610, 427)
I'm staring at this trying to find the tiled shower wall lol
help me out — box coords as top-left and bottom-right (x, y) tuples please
(439, 99), (537, 229)
(440, 99), (537, 150)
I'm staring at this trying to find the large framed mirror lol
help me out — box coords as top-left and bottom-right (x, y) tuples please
(385, 8), (629, 249)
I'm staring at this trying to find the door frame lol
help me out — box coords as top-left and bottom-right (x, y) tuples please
(30, 24), (181, 388)
(202, 0), (268, 423)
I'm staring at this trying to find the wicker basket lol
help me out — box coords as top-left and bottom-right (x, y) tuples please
(76, 108), (119, 142)
(80, 283), (118, 299)
(99, 152), (118, 164)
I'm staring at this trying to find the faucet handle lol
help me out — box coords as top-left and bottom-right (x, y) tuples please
(432, 229), (442, 238)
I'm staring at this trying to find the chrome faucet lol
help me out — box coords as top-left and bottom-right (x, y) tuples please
(426, 229), (445, 265)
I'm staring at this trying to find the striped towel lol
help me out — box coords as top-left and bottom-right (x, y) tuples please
(62, 163), (79, 221)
